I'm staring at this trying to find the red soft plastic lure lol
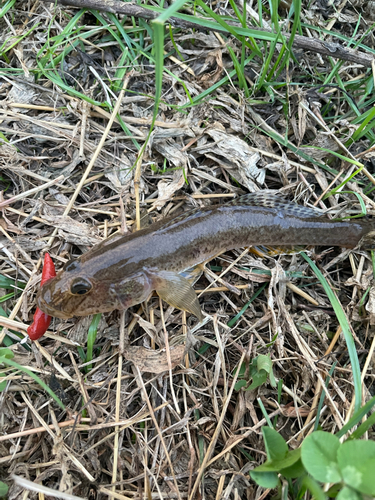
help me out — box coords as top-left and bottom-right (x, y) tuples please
(27, 253), (56, 341)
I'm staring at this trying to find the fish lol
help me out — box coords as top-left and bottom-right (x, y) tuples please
(37, 192), (375, 321)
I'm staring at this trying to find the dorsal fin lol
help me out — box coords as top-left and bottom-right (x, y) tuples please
(159, 207), (204, 230)
(227, 191), (324, 219)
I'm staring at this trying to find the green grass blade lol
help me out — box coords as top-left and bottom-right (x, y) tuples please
(146, 0), (190, 156)
(257, 397), (273, 428)
(351, 106), (375, 142)
(323, 166), (364, 199)
(0, 357), (65, 409)
(86, 313), (101, 372)
(301, 252), (361, 412)
(347, 405), (375, 440)
(228, 283), (267, 327)
(314, 363), (337, 432)
(336, 393), (375, 438)
(0, 0), (16, 17)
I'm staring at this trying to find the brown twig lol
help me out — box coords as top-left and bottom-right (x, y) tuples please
(40, 0), (375, 67)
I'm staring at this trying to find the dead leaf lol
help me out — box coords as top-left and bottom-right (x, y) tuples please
(202, 126), (264, 190)
(124, 345), (186, 373)
(42, 215), (101, 246)
(365, 287), (375, 325)
(197, 49), (224, 89)
(280, 405), (311, 417)
(151, 169), (186, 210)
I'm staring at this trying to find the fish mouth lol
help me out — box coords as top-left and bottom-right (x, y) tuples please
(36, 292), (73, 320)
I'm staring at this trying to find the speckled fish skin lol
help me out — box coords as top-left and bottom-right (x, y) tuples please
(37, 195), (375, 320)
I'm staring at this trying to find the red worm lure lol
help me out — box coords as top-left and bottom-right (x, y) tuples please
(27, 253), (56, 341)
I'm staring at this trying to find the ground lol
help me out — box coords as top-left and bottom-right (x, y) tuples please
(1, 0), (375, 499)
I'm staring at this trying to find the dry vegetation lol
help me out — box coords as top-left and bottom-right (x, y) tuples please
(1, 0), (375, 499)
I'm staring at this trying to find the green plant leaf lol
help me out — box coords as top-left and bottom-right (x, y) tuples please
(279, 456), (306, 479)
(234, 379), (247, 390)
(301, 431), (341, 483)
(337, 440), (375, 496)
(228, 282), (267, 327)
(254, 449), (301, 472)
(246, 370), (268, 391)
(234, 353), (276, 391)
(0, 372), (6, 391)
(257, 354), (272, 373)
(0, 348), (14, 359)
(336, 486), (363, 500)
(263, 426), (288, 462)
(250, 470), (279, 488)
(302, 476), (327, 500)
(0, 481), (9, 498)
(257, 354), (276, 387)
(0, 274), (25, 289)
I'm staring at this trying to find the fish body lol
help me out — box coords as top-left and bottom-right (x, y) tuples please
(37, 194), (375, 320)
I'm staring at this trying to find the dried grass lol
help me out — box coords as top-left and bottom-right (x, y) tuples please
(1, 1), (375, 499)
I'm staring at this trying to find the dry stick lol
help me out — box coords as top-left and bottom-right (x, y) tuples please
(134, 151), (144, 231)
(111, 310), (126, 498)
(35, 340), (75, 381)
(0, 240), (33, 276)
(1, 162), (65, 187)
(286, 282), (319, 306)
(0, 175), (64, 209)
(98, 487), (133, 500)
(0, 317), (77, 344)
(79, 100), (88, 157)
(0, 225), (35, 269)
(205, 411), (283, 469)
(8, 103), (64, 111)
(188, 351), (246, 500)
(216, 476), (226, 500)
(247, 145), (315, 174)
(0, 108), (76, 132)
(166, 49), (195, 76)
(159, 296), (180, 414)
(81, 406), (167, 456)
(0, 316), (32, 333)
(11, 475), (86, 500)
(313, 168), (345, 207)
(41, 0), (375, 68)
(0, 417), (140, 443)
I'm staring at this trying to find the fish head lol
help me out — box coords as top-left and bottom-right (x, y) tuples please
(36, 258), (125, 319)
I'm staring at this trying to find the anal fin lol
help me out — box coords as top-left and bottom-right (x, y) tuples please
(250, 245), (306, 257)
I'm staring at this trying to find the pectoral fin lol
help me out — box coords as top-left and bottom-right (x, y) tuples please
(148, 270), (203, 321)
(180, 264), (204, 285)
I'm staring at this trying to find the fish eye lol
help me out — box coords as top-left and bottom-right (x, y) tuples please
(70, 278), (92, 295)
(64, 259), (79, 272)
